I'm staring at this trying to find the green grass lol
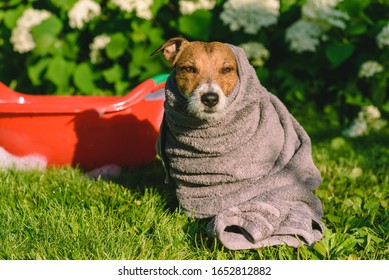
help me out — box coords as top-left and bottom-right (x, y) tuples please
(1, 124), (388, 260)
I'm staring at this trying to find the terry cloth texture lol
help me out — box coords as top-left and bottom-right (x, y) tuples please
(157, 44), (325, 250)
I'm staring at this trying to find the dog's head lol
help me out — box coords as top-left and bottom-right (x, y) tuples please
(152, 37), (238, 120)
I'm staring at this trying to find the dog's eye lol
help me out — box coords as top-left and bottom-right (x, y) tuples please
(222, 67), (233, 74)
(181, 66), (196, 73)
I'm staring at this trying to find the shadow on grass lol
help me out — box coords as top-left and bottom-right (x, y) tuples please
(98, 159), (228, 252)
(105, 159), (180, 213)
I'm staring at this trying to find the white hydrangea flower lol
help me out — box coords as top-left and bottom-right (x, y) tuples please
(10, 27), (36, 53)
(343, 105), (386, 137)
(376, 23), (389, 49)
(342, 118), (368, 138)
(239, 42), (270, 67)
(363, 105), (381, 120)
(68, 0), (101, 29)
(302, 0), (349, 29)
(285, 20), (323, 53)
(179, 0), (216, 15)
(285, 0), (350, 53)
(136, 1), (153, 20)
(90, 34), (111, 64)
(10, 8), (51, 53)
(111, 0), (153, 20)
(370, 118), (387, 131)
(15, 8), (51, 29)
(220, 0), (280, 34)
(358, 61), (384, 78)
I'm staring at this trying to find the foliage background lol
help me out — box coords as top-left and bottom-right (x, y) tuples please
(0, 0), (388, 260)
(0, 0), (388, 128)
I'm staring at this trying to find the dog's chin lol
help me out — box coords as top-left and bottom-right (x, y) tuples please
(190, 107), (226, 122)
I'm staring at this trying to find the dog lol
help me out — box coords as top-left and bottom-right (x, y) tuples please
(151, 37), (238, 121)
(151, 38), (325, 249)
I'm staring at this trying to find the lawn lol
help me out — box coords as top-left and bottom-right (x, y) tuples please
(0, 118), (388, 260)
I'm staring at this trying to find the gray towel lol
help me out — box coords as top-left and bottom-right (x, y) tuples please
(157, 44), (324, 250)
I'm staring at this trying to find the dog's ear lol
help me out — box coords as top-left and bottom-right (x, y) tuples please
(150, 37), (188, 66)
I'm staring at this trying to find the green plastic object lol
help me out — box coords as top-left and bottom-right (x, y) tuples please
(152, 73), (170, 85)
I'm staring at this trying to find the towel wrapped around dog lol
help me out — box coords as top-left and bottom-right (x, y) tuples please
(157, 44), (325, 250)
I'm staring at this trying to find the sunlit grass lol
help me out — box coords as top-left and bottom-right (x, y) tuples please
(1, 126), (388, 260)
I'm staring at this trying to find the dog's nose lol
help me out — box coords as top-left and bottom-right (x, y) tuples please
(201, 92), (219, 107)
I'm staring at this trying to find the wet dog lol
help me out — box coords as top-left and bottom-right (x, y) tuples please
(152, 37), (238, 121)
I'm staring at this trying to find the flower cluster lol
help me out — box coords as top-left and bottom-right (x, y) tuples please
(111, 0), (153, 20)
(302, 0), (349, 29)
(343, 105), (387, 137)
(220, 0), (279, 34)
(376, 23), (389, 49)
(68, 0), (101, 29)
(10, 8), (51, 53)
(285, 0), (349, 53)
(240, 42), (270, 67)
(89, 34), (111, 64)
(179, 0), (216, 15)
(358, 61), (384, 79)
(285, 20), (323, 53)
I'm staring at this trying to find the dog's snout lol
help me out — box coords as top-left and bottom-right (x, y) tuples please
(201, 92), (219, 108)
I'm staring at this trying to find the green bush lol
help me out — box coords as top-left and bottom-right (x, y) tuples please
(0, 0), (388, 127)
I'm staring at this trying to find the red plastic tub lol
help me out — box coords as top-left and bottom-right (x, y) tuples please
(0, 74), (168, 170)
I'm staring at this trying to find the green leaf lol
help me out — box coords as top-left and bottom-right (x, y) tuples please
(346, 23), (368, 36)
(33, 34), (56, 56)
(382, 101), (389, 113)
(337, 237), (358, 252)
(31, 16), (63, 56)
(45, 56), (74, 93)
(368, 232), (384, 244)
(345, 91), (366, 106)
(178, 10), (212, 41)
(102, 64), (123, 84)
(73, 63), (96, 93)
(280, 0), (298, 13)
(130, 45), (148, 66)
(27, 58), (50, 86)
(4, 0), (24, 6)
(338, 0), (371, 18)
(130, 21), (151, 43)
(342, 197), (363, 212)
(364, 197), (380, 211)
(313, 241), (327, 258)
(51, 0), (77, 11)
(128, 63), (142, 79)
(128, 46), (148, 78)
(147, 28), (165, 46)
(150, 0), (169, 15)
(114, 81), (128, 95)
(141, 61), (165, 81)
(63, 32), (80, 59)
(106, 33), (129, 59)
(326, 214), (341, 224)
(3, 6), (25, 29)
(325, 43), (355, 68)
(31, 15), (63, 37)
(36, 252), (43, 260)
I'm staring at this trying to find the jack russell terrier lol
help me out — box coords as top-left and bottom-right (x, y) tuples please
(152, 37), (238, 121)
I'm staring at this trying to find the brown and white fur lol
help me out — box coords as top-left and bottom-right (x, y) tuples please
(151, 37), (238, 121)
